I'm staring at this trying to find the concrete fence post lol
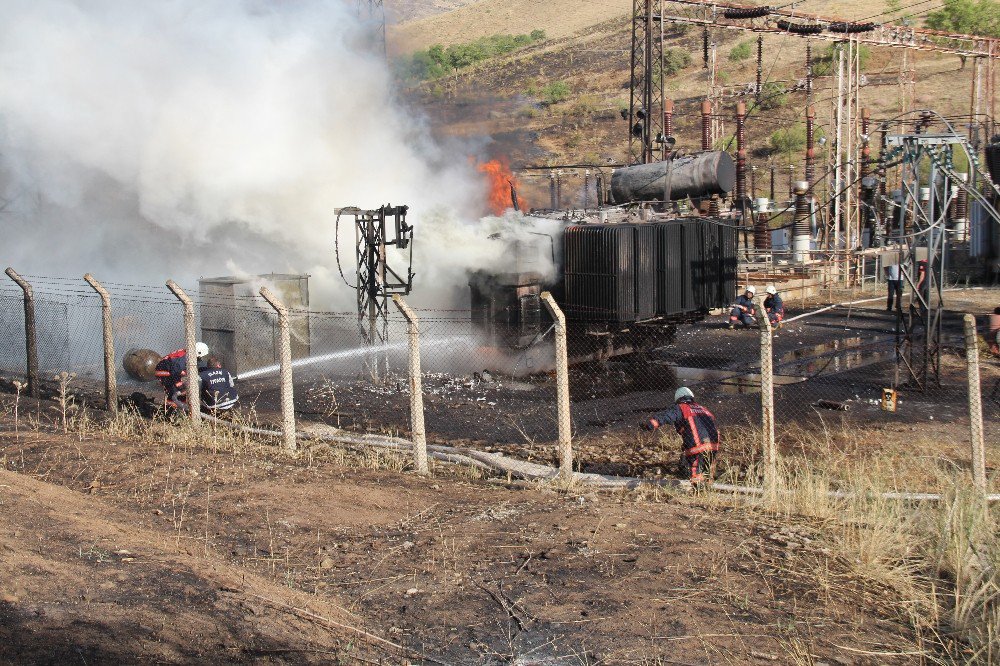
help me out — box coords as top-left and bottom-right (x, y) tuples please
(260, 287), (296, 453)
(165, 280), (201, 422)
(83, 274), (117, 413)
(755, 297), (777, 496)
(964, 314), (988, 494)
(392, 295), (429, 476)
(541, 292), (573, 481)
(5, 268), (38, 398)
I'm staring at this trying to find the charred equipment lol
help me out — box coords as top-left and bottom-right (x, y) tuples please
(470, 151), (738, 362)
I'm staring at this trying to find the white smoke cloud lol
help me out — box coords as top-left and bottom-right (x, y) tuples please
(0, 0), (544, 309)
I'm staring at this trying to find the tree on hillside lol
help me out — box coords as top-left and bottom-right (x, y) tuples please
(926, 0), (1000, 37)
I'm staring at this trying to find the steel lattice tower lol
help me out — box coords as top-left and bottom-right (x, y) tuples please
(628, 0), (665, 164)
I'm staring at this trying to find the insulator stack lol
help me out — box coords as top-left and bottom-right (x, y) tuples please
(860, 108), (873, 243)
(805, 106), (816, 187)
(755, 36), (763, 103)
(878, 130), (889, 223)
(805, 41), (813, 105)
(555, 171), (563, 210)
(956, 176), (969, 220)
(860, 109), (871, 182)
(664, 99), (674, 142)
(792, 180), (811, 261)
(549, 172), (557, 209)
(702, 100), (720, 214)
(954, 172), (970, 241)
(754, 211), (772, 249)
(735, 101), (747, 213)
(584, 170), (591, 209)
(701, 100), (712, 150)
(703, 27), (710, 68)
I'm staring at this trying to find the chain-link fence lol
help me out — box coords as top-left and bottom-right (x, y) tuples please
(0, 271), (996, 497)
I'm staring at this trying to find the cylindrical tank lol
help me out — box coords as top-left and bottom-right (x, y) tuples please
(123, 348), (162, 381)
(610, 151), (735, 204)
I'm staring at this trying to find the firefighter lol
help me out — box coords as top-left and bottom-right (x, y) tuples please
(199, 356), (239, 414)
(884, 261), (902, 312)
(154, 341), (209, 413)
(764, 285), (784, 327)
(728, 285), (757, 329)
(642, 387), (720, 484)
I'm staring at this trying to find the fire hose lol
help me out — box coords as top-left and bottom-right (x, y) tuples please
(202, 415), (1000, 502)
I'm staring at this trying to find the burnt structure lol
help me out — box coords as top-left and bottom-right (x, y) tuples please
(471, 218), (737, 360)
(471, 151), (738, 362)
(609, 151), (735, 204)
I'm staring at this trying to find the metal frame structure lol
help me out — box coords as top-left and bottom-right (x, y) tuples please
(882, 132), (997, 390)
(335, 205), (413, 378)
(630, 1), (1000, 268)
(657, 0), (999, 57)
(629, 0), (666, 165)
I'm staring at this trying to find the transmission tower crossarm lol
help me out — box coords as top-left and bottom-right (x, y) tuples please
(657, 0), (999, 58)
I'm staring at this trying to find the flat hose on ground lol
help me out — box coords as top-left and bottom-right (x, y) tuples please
(202, 416), (1000, 502)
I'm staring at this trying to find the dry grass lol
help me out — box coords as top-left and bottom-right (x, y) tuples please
(703, 422), (1000, 664)
(1, 386), (997, 663)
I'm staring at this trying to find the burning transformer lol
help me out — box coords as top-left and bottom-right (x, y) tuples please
(470, 151), (738, 362)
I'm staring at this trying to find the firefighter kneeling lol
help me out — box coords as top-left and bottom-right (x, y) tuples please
(728, 285), (757, 329)
(154, 342), (209, 414)
(764, 285), (784, 327)
(642, 387), (720, 485)
(155, 342), (238, 416)
(199, 356), (239, 414)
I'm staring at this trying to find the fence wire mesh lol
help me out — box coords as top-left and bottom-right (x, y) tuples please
(0, 273), (997, 493)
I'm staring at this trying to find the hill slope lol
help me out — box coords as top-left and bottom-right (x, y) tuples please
(392, 0), (978, 171)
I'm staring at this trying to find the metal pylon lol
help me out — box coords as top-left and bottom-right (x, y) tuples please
(628, 0), (665, 164)
(335, 205), (413, 381)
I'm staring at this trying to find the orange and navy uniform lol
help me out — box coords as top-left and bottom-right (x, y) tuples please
(729, 294), (756, 327)
(154, 349), (189, 408)
(644, 399), (720, 483)
(764, 293), (784, 325)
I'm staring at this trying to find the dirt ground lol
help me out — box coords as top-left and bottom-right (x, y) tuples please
(0, 412), (927, 665)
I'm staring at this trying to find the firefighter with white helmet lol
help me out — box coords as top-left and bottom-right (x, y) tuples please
(642, 386), (721, 484)
(728, 285), (757, 329)
(154, 341), (210, 414)
(764, 285), (785, 327)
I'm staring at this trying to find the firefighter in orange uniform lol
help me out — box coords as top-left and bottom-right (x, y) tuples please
(642, 387), (720, 484)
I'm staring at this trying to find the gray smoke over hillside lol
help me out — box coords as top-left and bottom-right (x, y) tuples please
(0, 0), (546, 308)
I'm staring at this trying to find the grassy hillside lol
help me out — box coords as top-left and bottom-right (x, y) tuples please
(392, 0), (980, 173)
(388, 0), (633, 53)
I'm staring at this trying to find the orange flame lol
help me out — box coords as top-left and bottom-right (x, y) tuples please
(477, 158), (525, 216)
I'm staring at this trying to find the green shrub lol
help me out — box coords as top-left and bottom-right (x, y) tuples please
(567, 94), (601, 117)
(662, 48), (693, 77)
(401, 31), (547, 80)
(540, 80), (571, 105)
(770, 125), (807, 156)
(728, 40), (753, 62)
(759, 81), (788, 110)
(769, 123), (826, 156)
(927, 0), (1000, 37)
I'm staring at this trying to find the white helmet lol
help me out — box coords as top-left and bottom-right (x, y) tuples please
(765, 285), (777, 295)
(195, 341), (209, 358)
(745, 285), (756, 295)
(674, 386), (694, 403)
